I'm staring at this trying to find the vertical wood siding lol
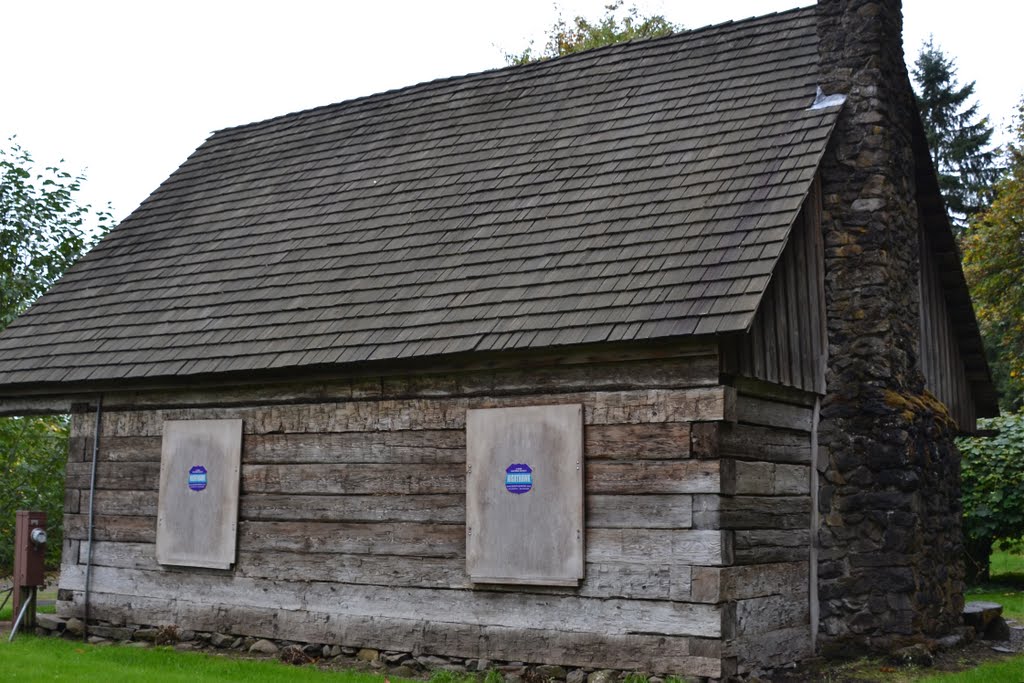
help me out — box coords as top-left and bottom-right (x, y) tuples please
(919, 228), (976, 430)
(728, 183), (827, 395)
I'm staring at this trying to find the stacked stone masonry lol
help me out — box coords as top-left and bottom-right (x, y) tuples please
(816, 0), (965, 652)
(34, 613), (722, 683)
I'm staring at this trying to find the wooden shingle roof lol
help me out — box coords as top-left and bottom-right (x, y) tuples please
(0, 7), (842, 389)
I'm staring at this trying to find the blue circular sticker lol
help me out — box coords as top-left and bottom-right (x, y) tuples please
(505, 463), (533, 494)
(188, 465), (208, 491)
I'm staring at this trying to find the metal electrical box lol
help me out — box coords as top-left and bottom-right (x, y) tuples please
(12, 510), (47, 629)
(14, 510), (47, 588)
(466, 404), (584, 586)
(156, 419), (243, 569)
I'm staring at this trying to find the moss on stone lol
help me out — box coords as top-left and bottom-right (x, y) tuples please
(882, 388), (957, 429)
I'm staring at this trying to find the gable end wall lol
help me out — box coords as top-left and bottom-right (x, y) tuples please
(724, 179), (827, 396)
(919, 227), (976, 430)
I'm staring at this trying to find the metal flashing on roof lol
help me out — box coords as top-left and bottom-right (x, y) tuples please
(809, 85), (847, 110)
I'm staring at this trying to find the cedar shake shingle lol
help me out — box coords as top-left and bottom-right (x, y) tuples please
(0, 7), (841, 387)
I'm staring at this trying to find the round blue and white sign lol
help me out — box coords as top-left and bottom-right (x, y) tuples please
(505, 463), (533, 494)
(188, 465), (208, 491)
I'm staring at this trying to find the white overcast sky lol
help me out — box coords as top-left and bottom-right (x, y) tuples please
(3, 0), (1021, 223)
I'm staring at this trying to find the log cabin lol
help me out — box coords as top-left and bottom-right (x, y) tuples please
(0, 0), (997, 678)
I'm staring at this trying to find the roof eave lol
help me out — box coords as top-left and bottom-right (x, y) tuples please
(0, 333), (725, 416)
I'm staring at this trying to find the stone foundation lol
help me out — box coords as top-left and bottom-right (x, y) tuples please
(33, 615), (716, 683)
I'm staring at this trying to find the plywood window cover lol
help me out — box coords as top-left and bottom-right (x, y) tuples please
(156, 419), (243, 570)
(466, 404), (584, 586)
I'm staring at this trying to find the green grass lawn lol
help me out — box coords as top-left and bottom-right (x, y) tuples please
(966, 547), (1024, 620)
(990, 548), (1024, 577)
(0, 636), (405, 682)
(4, 635), (1022, 683)
(2, 550), (1023, 682)
(0, 588), (57, 621)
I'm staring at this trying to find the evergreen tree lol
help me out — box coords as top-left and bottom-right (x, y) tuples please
(913, 38), (999, 233)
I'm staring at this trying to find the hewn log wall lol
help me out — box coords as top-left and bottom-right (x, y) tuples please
(718, 388), (815, 674)
(56, 346), (814, 677)
(59, 349), (728, 677)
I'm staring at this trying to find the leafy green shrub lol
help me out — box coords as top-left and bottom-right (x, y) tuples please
(958, 412), (1024, 581)
(1, 139), (111, 576)
(0, 415), (68, 573)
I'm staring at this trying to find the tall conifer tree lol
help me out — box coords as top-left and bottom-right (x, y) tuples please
(913, 39), (999, 233)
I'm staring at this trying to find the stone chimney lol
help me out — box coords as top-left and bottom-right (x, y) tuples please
(815, 0), (965, 653)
